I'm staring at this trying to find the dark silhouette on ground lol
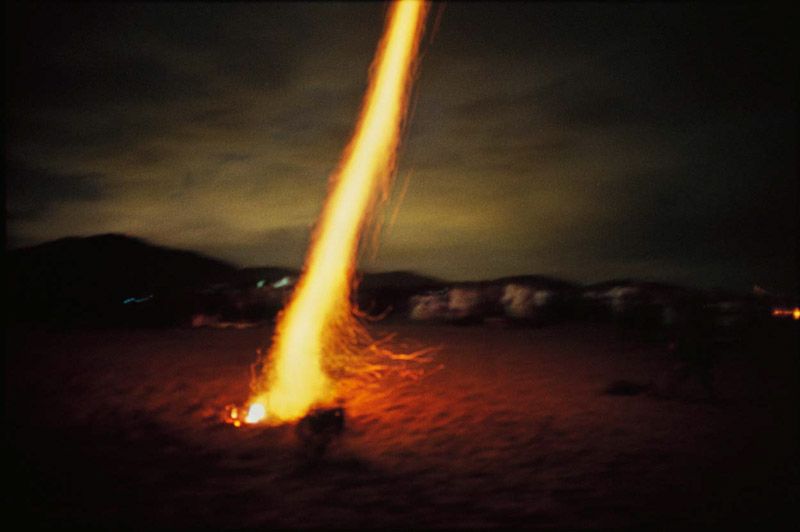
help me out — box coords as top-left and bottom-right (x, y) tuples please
(295, 407), (347, 464)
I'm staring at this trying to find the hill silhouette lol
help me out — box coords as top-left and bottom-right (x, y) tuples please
(8, 233), (735, 327)
(5, 235), (453, 325)
(357, 270), (444, 291)
(6, 234), (237, 324)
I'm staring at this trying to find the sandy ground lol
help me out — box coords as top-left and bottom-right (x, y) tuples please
(6, 321), (798, 528)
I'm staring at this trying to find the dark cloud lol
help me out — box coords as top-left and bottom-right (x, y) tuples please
(4, 2), (797, 293)
(202, 225), (312, 268)
(5, 162), (104, 220)
(5, 2), (303, 108)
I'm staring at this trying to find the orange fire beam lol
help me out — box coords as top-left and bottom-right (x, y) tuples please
(246, 1), (429, 424)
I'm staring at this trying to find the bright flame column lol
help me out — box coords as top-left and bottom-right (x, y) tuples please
(248, 0), (429, 423)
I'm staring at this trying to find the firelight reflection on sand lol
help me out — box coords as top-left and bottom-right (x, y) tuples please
(245, 1), (429, 424)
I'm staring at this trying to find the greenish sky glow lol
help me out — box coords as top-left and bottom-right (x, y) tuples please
(5, 2), (797, 293)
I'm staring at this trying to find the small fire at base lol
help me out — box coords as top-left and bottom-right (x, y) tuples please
(224, 401), (345, 436)
(225, 405), (242, 427)
(245, 403), (267, 424)
(224, 403), (268, 427)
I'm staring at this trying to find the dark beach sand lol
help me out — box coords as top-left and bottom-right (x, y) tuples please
(6, 321), (797, 528)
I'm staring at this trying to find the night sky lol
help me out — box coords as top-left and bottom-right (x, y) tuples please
(5, 2), (797, 293)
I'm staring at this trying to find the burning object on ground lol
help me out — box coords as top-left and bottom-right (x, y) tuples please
(224, 402), (268, 427)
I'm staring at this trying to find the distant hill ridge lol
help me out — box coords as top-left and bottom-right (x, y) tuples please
(8, 234), (706, 294)
(9, 233), (237, 291)
(7, 233), (778, 326)
(7, 234), (238, 321)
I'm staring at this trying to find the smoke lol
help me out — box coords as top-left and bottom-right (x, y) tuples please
(409, 283), (561, 322)
(409, 292), (449, 321)
(447, 288), (483, 319)
(606, 286), (640, 315)
(500, 283), (553, 319)
(408, 287), (486, 321)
